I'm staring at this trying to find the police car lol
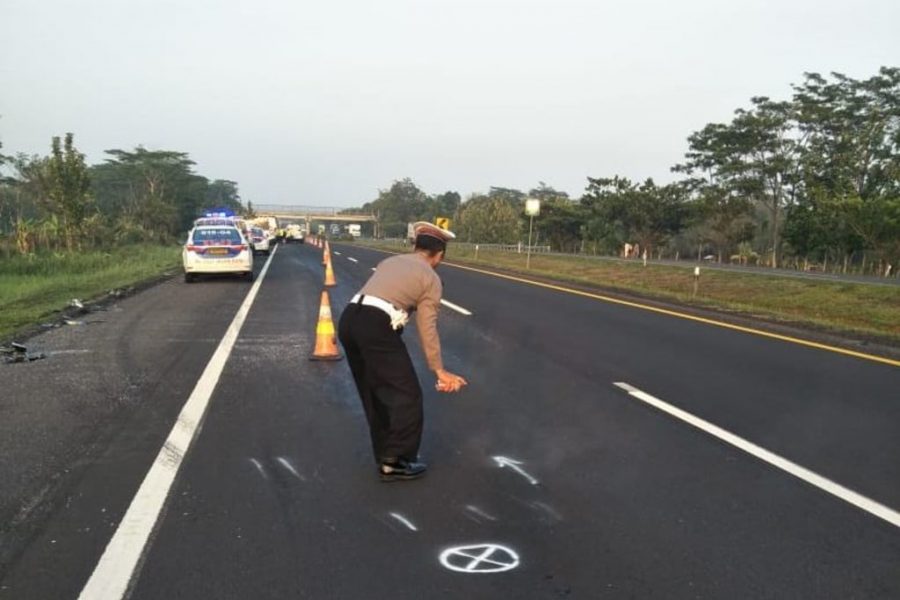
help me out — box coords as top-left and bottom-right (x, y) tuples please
(182, 224), (254, 282)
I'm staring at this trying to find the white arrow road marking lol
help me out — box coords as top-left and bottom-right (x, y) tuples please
(492, 456), (539, 486)
(440, 299), (472, 316)
(78, 247), (278, 600)
(388, 512), (418, 531)
(613, 381), (900, 529)
(347, 257), (358, 263)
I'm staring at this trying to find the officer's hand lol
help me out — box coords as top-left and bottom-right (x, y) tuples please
(436, 369), (468, 393)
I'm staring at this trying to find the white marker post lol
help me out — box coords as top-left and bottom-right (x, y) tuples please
(693, 266), (700, 298)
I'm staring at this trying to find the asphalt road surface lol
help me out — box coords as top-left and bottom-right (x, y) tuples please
(1, 242), (898, 599)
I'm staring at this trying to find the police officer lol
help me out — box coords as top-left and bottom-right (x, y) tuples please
(338, 222), (467, 481)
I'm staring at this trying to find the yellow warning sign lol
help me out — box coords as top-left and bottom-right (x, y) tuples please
(435, 217), (451, 230)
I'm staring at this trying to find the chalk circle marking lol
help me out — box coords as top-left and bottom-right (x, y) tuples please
(439, 544), (519, 573)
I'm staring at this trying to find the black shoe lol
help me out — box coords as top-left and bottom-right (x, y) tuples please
(379, 458), (427, 482)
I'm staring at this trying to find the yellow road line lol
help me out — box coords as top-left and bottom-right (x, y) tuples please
(449, 262), (900, 367)
(356, 244), (900, 368)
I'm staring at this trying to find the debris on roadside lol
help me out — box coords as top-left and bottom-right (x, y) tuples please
(1, 342), (48, 364)
(69, 298), (87, 313)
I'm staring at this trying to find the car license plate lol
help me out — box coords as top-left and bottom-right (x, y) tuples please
(208, 248), (228, 255)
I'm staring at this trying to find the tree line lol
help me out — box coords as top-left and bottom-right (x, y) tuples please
(352, 67), (899, 275)
(0, 135), (244, 255)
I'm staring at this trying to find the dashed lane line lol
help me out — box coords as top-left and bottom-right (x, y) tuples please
(613, 381), (900, 529)
(78, 247), (279, 600)
(440, 299), (472, 316)
(347, 257), (358, 263)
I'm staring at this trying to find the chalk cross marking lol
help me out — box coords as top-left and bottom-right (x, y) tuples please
(492, 456), (539, 485)
(440, 544), (519, 573)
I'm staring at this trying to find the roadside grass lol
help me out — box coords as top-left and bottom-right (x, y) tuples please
(358, 240), (900, 344)
(0, 245), (181, 341)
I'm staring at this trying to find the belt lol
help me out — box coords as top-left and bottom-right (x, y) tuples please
(350, 294), (410, 330)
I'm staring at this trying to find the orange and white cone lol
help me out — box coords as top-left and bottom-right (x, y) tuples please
(324, 252), (337, 287)
(322, 240), (330, 265)
(310, 290), (342, 361)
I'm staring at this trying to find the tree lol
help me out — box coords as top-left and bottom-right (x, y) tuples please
(676, 97), (802, 267)
(526, 183), (580, 252)
(582, 176), (688, 257)
(456, 194), (520, 243)
(42, 134), (94, 250)
(364, 178), (429, 237)
(93, 147), (211, 240)
(684, 180), (755, 262)
(791, 68), (900, 270)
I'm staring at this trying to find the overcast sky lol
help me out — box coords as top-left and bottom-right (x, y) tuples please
(1, 0), (897, 207)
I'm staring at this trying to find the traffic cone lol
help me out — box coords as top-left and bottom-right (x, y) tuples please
(322, 240), (330, 265)
(310, 290), (342, 361)
(324, 252), (337, 287)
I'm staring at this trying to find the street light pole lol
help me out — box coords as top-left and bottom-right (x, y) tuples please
(524, 198), (540, 269)
(526, 213), (535, 269)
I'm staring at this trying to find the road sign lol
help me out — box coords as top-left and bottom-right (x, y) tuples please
(435, 217), (451, 230)
(525, 199), (540, 216)
(439, 544), (519, 573)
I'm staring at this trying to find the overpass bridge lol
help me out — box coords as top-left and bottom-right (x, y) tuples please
(254, 205), (376, 223)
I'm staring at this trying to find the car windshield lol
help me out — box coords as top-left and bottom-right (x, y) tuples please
(190, 228), (242, 245)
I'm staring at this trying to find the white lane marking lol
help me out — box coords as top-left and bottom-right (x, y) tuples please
(249, 458), (268, 479)
(613, 381), (900, 529)
(492, 456), (539, 486)
(78, 247), (278, 600)
(464, 505), (497, 522)
(370, 267), (377, 272)
(347, 257), (358, 263)
(440, 299), (472, 316)
(389, 512), (418, 531)
(333, 251), (342, 256)
(275, 457), (305, 481)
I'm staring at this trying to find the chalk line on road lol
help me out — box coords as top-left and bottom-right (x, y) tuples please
(614, 381), (900, 529)
(441, 299), (472, 316)
(78, 246), (278, 600)
(389, 512), (418, 531)
(249, 458), (268, 479)
(492, 456), (539, 485)
(276, 457), (305, 481)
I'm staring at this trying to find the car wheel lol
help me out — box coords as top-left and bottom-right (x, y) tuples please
(244, 271), (254, 282)
(184, 272), (195, 283)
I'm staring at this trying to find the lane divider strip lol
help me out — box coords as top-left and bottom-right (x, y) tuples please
(613, 381), (900, 529)
(79, 247), (279, 600)
(441, 299), (472, 316)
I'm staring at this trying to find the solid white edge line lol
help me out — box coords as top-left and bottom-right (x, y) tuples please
(613, 382), (900, 529)
(79, 247), (279, 600)
(440, 299), (472, 316)
(347, 257), (358, 263)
